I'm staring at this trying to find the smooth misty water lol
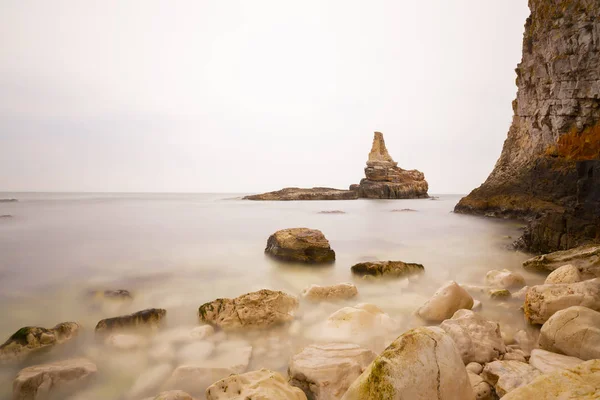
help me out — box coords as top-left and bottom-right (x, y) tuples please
(0, 193), (545, 399)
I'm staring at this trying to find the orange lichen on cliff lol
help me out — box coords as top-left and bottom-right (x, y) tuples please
(547, 123), (600, 161)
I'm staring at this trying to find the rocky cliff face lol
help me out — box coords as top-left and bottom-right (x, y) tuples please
(456, 0), (600, 252)
(353, 132), (429, 199)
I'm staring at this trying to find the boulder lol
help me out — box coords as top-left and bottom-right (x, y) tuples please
(522, 245), (600, 278)
(95, 308), (166, 336)
(341, 327), (474, 400)
(265, 228), (335, 263)
(307, 303), (398, 353)
(481, 360), (542, 397)
(417, 281), (474, 322)
(502, 359), (600, 400)
(205, 369), (307, 400)
(544, 264), (583, 284)
(198, 289), (299, 330)
(288, 343), (376, 400)
(466, 362), (483, 374)
(439, 309), (506, 364)
(528, 349), (584, 374)
(538, 306), (600, 360)
(244, 187), (358, 201)
(467, 372), (494, 400)
(350, 261), (424, 278)
(0, 322), (80, 363)
(485, 269), (525, 289)
(12, 358), (97, 400)
(524, 279), (600, 324)
(301, 283), (358, 302)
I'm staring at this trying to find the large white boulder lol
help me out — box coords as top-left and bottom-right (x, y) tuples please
(205, 369), (307, 400)
(544, 264), (583, 284)
(523, 278), (600, 324)
(538, 306), (600, 360)
(439, 309), (506, 364)
(528, 349), (584, 374)
(288, 343), (375, 399)
(417, 281), (474, 322)
(13, 358), (97, 400)
(301, 283), (358, 302)
(341, 327), (474, 400)
(502, 359), (600, 399)
(485, 269), (525, 289)
(481, 360), (542, 397)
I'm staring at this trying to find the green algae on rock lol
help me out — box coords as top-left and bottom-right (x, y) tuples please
(350, 260), (424, 278)
(95, 308), (166, 337)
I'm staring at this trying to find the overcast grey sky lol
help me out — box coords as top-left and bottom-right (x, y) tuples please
(0, 1), (529, 193)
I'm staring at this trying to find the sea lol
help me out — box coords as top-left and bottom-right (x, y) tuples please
(0, 193), (545, 399)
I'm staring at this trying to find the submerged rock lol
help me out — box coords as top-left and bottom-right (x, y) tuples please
(485, 269), (525, 289)
(244, 187), (358, 201)
(488, 289), (511, 300)
(544, 264), (583, 284)
(95, 308), (166, 337)
(350, 260), (424, 278)
(301, 283), (358, 302)
(417, 281), (474, 322)
(440, 309), (506, 364)
(205, 369), (307, 400)
(13, 358), (97, 400)
(524, 278), (600, 324)
(522, 244), (600, 278)
(265, 228), (335, 263)
(0, 322), (80, 363)
(352, 132), (429, 199)
(529, 349), (584, 374)
(288, 343), (376, 400)
(128, 363), (173, 399)
(88, 289), (133, 300)
(481, 360), (542, 397)
(502, 359), (600, 400)
(341, 327), (474, 400)
(538, 306), (600, 360)
(317, 210), (346, 214)
(198, 289), (299, 330)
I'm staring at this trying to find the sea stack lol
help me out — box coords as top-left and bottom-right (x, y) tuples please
(455, 0), (600, 253)
(353, 132), (429, 199)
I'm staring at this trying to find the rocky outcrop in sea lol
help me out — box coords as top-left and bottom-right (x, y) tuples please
(455, 0), (600, 253)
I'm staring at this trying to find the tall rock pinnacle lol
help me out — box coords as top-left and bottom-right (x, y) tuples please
(367, 132), (397, 166)
(455, 0), (600, 252)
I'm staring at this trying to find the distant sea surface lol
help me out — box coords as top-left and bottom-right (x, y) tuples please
(0, 193), (543, 398)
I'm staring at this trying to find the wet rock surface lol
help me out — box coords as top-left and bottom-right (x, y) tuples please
(301, 283), (358, 302)
(205, 369), (307, 400)
(265, 228), (335, 263)
(350, 260), (424, 278)
(244, 187), (358, 201)
(95, 308), (166, 337)
(522, 244), (600, 278)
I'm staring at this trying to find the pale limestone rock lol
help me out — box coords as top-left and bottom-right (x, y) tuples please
(301, 283), (358, 302)
(511, 286), (528, 301)
(265, 228), (335, 263)
(127, 364), (173, 399)
(502, 348), (527, 363)
(502, 359), (600, 400)
(523, 245), (600, 278)
(152, 391), (193, 400)
(529, 349), (584, 374)
(485, 269), (526, 289)
(105, 333), (149, 350)
(417, 281), (474, 322)
(288, 343), (376, 400)
(468, 372), (494, 400)
(524, 278), (600, 324)
(205, 369), (307, 400)
(341, 327), (474, 400)
(481, 360), (542, 397)
(466, 362), (483, 374)
(13, 358), (97, 400)
(440, 309), (506, 364)
(544, 264), (583, 284)
(538, 306), (600, 360)
(307, 303), (399, 353)
(198, 289), (299, 330)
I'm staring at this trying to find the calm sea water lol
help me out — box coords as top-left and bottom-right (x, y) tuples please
(0, 193), (544, 399)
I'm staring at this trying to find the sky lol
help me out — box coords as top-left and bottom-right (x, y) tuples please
(0, 1), (530, 194)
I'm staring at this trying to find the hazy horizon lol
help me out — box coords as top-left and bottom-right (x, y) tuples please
(0, 1), (530, 193)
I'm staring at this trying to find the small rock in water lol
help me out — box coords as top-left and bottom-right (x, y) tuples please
(485, 269), (525, 289)
(95, 308), (166, 337)
(264, 228), (335, 263)
(350, 260), (424, 278)
(417, 281), (474, 322)
(205, 369), (307, 400)
(301, 283), (358, 301)
(317, 210), (346, 214)
(391, 208), (417, 212)
(0, 199), (17, 202)
(0, 322), (80, 363)
(488, 288), (511, 300)
(0, 214), (12, 218)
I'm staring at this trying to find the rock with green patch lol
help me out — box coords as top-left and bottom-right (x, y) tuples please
(341, 327), (474, 400)
(488, 289), (511, 300)
(205, 369), (307, 400)
(0, 322), (80, 364)
(198, 289), (299, 330)
(265, 228), (335, 263)
(95, 308), (166, 337)
(350, 261), (424, 278)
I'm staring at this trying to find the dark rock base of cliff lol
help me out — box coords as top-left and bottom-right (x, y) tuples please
(244, 187), (359, 201)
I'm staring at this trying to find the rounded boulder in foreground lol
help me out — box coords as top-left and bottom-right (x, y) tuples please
(265, 228), (335, 263)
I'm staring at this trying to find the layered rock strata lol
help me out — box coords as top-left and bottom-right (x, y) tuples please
(455, 0), (600, 252)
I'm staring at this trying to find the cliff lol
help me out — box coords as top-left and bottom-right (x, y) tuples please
(455, 0), (600, 252)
